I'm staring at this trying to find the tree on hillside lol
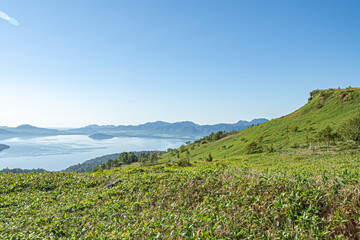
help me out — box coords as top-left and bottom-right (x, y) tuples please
(245, 141), (263, 154)
(185, 150), (191, 164)
(206, 153), (213, 162)
(284, 125), (290, 139)
(256, 135), (264, 143)
(316, 126), (340, 152)
(212, 131), (225, 141)
(127, 153), (138, 163)
(341, 113), (360, 144)
(179, 145), (186, 153)
(150, 153), (158, 165)
(118, 152), (128, 164)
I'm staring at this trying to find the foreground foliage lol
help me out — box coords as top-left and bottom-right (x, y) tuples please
(1, 151), (360, 239)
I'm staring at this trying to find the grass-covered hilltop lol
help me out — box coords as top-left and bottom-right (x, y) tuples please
(1, 88), (360, 239)
(158, 88), (360, 162)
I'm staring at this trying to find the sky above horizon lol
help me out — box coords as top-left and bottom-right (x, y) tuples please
(0, 0), (359, 128)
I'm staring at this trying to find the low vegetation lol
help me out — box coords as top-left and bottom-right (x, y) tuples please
(1, 88), (360, 238)
(1, 151), (360, 239)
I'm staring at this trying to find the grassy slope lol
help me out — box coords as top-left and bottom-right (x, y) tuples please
(2, 152), (360, 239)
(160, 88), (360, 162)
(1, 88), (360, 239)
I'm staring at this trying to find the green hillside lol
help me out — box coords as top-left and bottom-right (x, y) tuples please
(1, 88), (360, 239)
(161, 88), (360, 163)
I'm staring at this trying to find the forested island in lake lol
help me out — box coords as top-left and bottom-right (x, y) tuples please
(0, 144), (9, 152)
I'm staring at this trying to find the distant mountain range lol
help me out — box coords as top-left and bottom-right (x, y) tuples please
(0, 124), (60, 136)
(0, 118), (268, 139)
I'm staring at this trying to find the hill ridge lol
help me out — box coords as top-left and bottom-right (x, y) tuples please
(162, 88), (360, 162)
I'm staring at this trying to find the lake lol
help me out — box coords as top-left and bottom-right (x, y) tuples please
(0, 135), (188, 171)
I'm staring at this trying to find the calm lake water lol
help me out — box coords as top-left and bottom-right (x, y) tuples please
(0, 135), (188, 171)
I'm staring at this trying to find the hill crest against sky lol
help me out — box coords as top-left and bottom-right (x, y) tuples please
(164, 88), (360, 160)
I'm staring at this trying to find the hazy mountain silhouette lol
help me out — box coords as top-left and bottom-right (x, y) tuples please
(0, 119), (268, 139)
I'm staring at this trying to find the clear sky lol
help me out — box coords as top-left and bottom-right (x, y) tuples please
(0, 0), (359, 127)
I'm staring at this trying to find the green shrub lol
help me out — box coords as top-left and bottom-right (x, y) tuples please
(291, 126), (299, 132)
(179, 145), (186, 153)
(290, 143), (300, 149)
(245, 141), (263, 154)
(175, 157), (191, 167)
(206, 153), (213, 162)
(266, 144), (275, 153)
(341, 113), (360, 143)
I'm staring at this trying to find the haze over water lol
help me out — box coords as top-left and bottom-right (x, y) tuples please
(0, 135), (187, 171)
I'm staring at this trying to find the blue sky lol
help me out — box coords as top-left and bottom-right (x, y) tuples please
(0, 0), (359, 127)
